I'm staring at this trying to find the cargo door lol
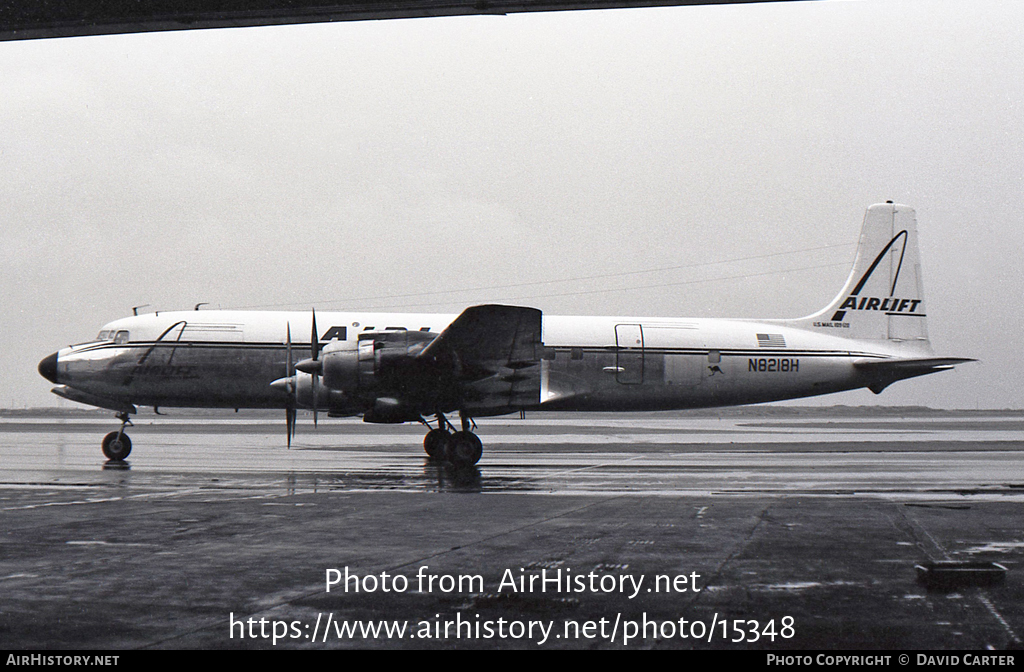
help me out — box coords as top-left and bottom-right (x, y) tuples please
(614, 324), (644, 384)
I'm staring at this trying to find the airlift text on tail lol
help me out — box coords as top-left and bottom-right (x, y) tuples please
(38, 202), (974, 466)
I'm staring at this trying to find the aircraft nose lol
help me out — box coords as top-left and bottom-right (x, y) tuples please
(38, 352), (59, 383)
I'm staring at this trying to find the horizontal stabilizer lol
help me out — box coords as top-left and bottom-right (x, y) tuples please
(853, 357), (976, 394)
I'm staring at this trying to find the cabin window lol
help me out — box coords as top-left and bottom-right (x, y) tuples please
(114, 330), (130, 344)
(571, 347), (583, 360)
(541, 347), (556, 361)
(708, 350), (721, 364)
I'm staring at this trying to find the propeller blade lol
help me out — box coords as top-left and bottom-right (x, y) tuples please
(310, 308), (320, 361)
(286, 323), (295, 448)
(286, 322), (293, 375)
(310, 309), (319, 427)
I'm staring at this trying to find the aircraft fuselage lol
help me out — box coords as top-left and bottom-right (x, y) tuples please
(47, 310), (891, 414)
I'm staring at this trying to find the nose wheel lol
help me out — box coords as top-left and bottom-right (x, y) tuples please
(102, 432), (132, 460)
(101, 412), (133, 461)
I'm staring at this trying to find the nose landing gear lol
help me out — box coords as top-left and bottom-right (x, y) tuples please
(101, 412), (133, 461)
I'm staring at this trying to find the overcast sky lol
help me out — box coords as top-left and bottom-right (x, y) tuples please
(2, 0), (1022, 410)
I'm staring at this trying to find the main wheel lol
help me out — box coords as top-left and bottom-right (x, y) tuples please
(447, 431), (483, 467)
(423, 428), (450, 460)
(101, 431), (132, 461)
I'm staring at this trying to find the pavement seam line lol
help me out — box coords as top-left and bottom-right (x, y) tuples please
(898, 502), (1021, 648)
(690, 501), (773, 607)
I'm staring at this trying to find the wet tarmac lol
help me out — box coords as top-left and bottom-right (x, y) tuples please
(2, 411), (1024, 649)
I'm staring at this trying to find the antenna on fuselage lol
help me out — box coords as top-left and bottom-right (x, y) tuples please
(132, 304), (150, 316)
(194, 303), (209, 311)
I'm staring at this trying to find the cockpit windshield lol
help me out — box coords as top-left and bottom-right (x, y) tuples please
(95, 330), (129, 343)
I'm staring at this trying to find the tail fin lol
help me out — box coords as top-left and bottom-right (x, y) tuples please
(790, 203), (931, 350)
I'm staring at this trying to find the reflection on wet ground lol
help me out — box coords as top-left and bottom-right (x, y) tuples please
(2, 413), (1024, 497)
(3, 412), (1024, 649)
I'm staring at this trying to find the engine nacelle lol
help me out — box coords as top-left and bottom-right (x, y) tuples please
(291, 370), (330, 409)
(282, 369), (359, 415)
(321, 330), (437, 398)
(319, 339), (364, 394)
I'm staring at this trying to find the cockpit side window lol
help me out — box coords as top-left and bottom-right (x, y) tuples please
(114, 330), (130, 344)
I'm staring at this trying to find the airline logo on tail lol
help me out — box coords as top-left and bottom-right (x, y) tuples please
(831, 296), (923, 321)
(821, 229), (926, 325)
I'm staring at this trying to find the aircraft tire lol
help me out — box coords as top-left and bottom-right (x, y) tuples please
(423, 428), (450, 459)
(447, 431), (482, 467)
(101, 431), (132, 461)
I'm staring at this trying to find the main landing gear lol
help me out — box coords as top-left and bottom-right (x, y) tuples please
(101, 412), (133, 461)
(421, 412), (483, 467)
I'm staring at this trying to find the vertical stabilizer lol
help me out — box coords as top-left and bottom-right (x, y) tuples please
(790, 203), (930, 348)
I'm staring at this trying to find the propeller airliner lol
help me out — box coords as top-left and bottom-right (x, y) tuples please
(38, 203), (972, 466)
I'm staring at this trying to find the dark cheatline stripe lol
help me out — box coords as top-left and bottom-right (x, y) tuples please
(74, 341), (879, 360)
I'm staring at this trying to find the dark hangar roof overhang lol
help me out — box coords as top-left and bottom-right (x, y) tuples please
(0, 0), (808, 42)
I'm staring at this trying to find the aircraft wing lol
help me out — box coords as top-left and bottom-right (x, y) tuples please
(418, 304), (544, 414)
(853, 357), (976, 394)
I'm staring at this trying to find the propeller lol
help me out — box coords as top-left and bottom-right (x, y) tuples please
(285, 322), (296, 448)
(311, 309), (319, 427)
(270, 322), (299, 447)
(274, 312), (323, 444)
(295, 308), (323, 427)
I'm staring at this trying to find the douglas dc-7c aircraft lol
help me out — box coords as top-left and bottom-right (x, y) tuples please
(38, 203), (972, 466)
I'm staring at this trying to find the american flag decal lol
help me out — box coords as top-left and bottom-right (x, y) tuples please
(757, 333), (786, 348)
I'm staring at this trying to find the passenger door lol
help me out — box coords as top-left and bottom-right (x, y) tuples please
(614, 324), (644, 384)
